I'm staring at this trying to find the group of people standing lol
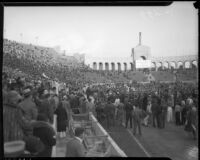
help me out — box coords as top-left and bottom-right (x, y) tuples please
(83, 83), (198, 140)
(3, 69), (198, 157)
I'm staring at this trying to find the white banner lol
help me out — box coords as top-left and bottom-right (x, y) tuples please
(136, 60), (151, 68)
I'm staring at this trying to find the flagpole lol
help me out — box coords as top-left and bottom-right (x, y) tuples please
(20, 33), (23, 42)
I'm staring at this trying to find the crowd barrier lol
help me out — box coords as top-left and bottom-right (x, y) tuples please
(52, 112), (126, 157)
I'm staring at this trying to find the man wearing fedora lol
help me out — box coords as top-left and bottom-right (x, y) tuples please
(3, 90), (45, 157)
(34, 89), (54, 124)
(3, 90), (24, 142)
(19, 87), (38, 121)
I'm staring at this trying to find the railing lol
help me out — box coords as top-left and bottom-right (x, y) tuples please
(68, 112), (127, 157)
(51, 112), (126, 157)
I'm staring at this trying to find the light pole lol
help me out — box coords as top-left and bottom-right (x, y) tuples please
(20, 33), (23, 42)
(35, 36), (39, 45)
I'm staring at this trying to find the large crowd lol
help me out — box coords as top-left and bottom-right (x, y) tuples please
(3, 39), (198, 157)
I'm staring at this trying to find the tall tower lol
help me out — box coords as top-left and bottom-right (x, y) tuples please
(132, 32), (151, 71)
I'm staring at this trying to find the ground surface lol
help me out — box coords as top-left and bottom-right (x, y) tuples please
(101, 120), (198, 160)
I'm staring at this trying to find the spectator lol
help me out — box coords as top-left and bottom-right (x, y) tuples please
(116, 100), (124, 126)
(151, 92), (161, 128)
(104, 98), (115, 129)
(181, 100), (187, 125)
(143, 100), (152, 127)
(184, 103), (198, 140)
(19, 88), (38, 121)
(175, 102), (181, 125)
(86, 98), (96, 116)
(3, 91), (24, 142)
(124, 97), (133, 129)
(34, 90), (54, 124)
(32, 114), (56, 157)
(132, 105), (143, 136)
(160, 98), (168, 128)
(61, 95), (71, 126)
(54, 100), (68, 138)
(65, 127), (86, 157)
(167, 103), (173, 123)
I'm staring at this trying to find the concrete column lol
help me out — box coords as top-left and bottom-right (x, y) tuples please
(190, 61), (193, 69)
(161, 63), (164, 70)
(155, 62), (159, 71)
(168, 62), (171, 70)
(174, 62), (178, 69)
(182, 62), (185, 69)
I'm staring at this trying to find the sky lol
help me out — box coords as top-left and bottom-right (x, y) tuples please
(4, 2), (198, 58)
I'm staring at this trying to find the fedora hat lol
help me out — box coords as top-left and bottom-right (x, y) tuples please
(23, 88), (32, 97)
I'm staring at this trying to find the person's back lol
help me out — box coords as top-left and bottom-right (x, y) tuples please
(81, 99), (87, 113)
(53, 95), (59, 110)
(55, 102), (68, 122)
(65, 127), (86, 157)
(104, 102), (113, 116)
(124, 101), (132, 113)
(62, 97), (71, 117)
(3, 103), (24, 142)
(19, 92), (38, 121)
(3, 91), (25, 143)
(32, 114), (56, 157)
(190, 106), (197, 124)
(39, 98), (53, 123)
(151, 95), (160, 114)
(36, 91), (54, 124)
(175, 104), (181, 112)
(118, 102), (124, 113)
(66, 138), (86, 157)
(86, 98), (95, 114)
(133, 107), (142, 121)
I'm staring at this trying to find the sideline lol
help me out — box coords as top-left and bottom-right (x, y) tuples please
(122, 123), (151, 157)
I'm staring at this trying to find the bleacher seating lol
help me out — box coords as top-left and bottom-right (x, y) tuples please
(151, 71), (175, 82)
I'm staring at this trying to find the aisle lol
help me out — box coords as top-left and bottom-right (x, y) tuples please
(100, 120), (148, 157)
(106, 125), (148, 157)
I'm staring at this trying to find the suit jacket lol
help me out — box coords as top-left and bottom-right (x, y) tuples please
(132, 107), (143, 122)
(34, 97), (54, 124)
(66, 138), (86, 157)
(19, 98), (38, 121)
(3, 103), (24, 142)
(124, 102), (133, 114)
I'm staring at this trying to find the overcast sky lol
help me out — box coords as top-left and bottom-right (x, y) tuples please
(4, 2), (198, 58)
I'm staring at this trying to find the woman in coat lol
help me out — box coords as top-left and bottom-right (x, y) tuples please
(54, 100), (68, 138)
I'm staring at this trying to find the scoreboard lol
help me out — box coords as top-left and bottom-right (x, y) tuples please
(135, 60), (151, 68)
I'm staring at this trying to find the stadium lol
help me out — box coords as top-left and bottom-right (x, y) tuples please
(3, 2), (198, 159)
